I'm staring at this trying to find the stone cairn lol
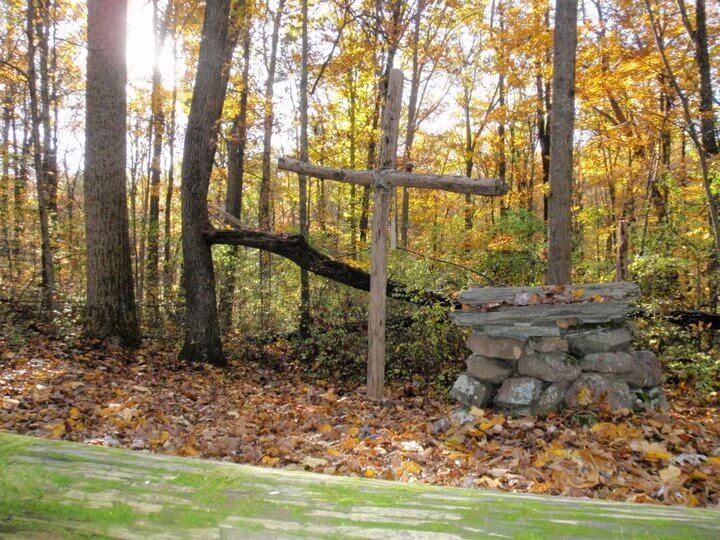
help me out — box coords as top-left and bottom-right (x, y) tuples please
(447, 282), (666, 419)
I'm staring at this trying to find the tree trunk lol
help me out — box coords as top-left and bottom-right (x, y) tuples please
(615, 219), (629, 282)
(259, 0), (285, 322)
(401, 0), (423, 247)
(298, 0), (310, 335)
(678, 0), (719, 308)
(219, 25), (251, 329)
(84, 0), (140, 347)
(163, 23), (178, 302)
(26, 0), (55, 313)
(348, 70), (358, 258)
(546, 0), (578, 285)
(146, 0), (168, 326)
(1, 86), (12, 277)
(463, 86), (474, 231)
(179, 0), (237, 365)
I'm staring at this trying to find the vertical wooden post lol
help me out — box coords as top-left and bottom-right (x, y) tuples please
(367, 69), (403, 401)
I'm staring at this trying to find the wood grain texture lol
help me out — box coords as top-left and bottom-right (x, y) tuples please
(1, 433), (719, 538)
(367, 69), (403, 401)
(278, 157), (509, 196)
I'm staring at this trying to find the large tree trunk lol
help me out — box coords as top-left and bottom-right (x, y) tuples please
(179, 0), (237, 365)
(84, 0), (140, 347)
(546, 0), (578, 285)
(258, 0), (285, 322)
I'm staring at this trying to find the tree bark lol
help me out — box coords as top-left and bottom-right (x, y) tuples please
(401, 0), (424, 247)
(546, 0), (578, 285)
(219, 23), (252, 329)
(615, 219), (629, 282)
(204, 228), (453, 307)
(84, 0), (140, 346)
(298, 0), (311, 335)
(179, 0), (237, 365)
(26, 0), (55, 313)
(146, 0), (169, 326)
(163, 21), (178, 301)
(258, 0), (285, 321)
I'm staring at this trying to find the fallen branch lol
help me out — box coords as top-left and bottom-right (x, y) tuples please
(666, 309), (720, 328)
(204, 228), (457, 308)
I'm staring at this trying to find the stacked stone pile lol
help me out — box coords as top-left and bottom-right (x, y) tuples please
(448, 283), (666, 417)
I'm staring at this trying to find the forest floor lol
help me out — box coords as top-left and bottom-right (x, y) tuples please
(1, 302), (719, 508)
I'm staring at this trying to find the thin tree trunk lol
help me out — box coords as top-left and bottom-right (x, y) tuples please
(84, 0), (140, 347)
(146, 0), (169, 325)
(1, 86), (12, 277)
(219, 24), (251, 329)
(259, 0), (285, 322)
(298, 0), (310, 335)
(646, 0), (720, 298)
(546, 0), (578, 285)
(348, 70), (358, 258)
(26, 0), (55, 313)
(179, 0), (238, 365)
(163, 23), (178, 301)
(401, 0), (423, 247)
(677, 0), (719, 308)
(463, 86), (474, 231)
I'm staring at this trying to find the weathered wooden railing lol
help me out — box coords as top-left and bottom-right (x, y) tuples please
(1, 433), (719, 538)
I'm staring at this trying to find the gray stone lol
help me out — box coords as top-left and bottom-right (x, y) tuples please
(430, 417), (450, 434)
(566, 373), (633, 411)
(449, 407), (475, 426)
(459, 282), (640, 307)
(503, 406), (534, 416)
(494, 377), (544, 408)
(482, 325), (562, 339)
(518, 353), (581, 382)
(528, 337), (569, 353)
(580, 351), (635, 374)
(466, 333), (526, 361)
(622, 350), (662, 388)
(567, 326), (633, 355)
(531, 382), (570, 416)
(466, 355), (512, 384)
(449, 374), (493, 408)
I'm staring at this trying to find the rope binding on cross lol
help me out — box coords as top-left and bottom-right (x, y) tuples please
(372, 167), (391, 189)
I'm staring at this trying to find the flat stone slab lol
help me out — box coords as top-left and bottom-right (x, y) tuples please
(451, 301), (632, 329)
(2, 433), (719, 539)
(460, 282), (640, 307)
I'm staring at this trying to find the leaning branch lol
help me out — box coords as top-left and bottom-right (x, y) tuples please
(204, 228), (457, 307)
(277, 157), (509, 196)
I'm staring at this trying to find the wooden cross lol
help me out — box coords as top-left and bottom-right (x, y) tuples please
(278, 69), (508, 400)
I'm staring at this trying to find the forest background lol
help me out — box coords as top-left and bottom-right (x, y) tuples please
(0, 0), (718, 393)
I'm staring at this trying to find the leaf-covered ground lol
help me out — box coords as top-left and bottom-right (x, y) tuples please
(1, 306), (719, 508)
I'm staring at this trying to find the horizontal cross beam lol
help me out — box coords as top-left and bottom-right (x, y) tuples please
(277, 157), (509, 197)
